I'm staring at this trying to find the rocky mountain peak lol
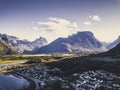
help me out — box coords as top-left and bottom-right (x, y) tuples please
(0, 33), (48, 53)
(33, 31), (107, 54)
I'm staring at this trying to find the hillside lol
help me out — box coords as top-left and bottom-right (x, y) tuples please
(107, 36), (120, 49)
(46, 56), (120, 75)
(104, 43), (120, 57)
(0, 39), (17, 55)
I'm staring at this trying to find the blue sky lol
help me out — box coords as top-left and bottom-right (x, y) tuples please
(0, 0), (120, 42)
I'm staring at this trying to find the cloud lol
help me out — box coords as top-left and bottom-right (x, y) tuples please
(32, 17), (80, 42)
(32, 27), (39, 31)
(92, 15), (101, 21)
(37, 17), (79, 32)
(89, 15), (101, 21)
(83, 21), (91, 25)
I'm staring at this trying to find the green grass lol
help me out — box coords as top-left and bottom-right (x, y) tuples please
(0, 60), (28, 64)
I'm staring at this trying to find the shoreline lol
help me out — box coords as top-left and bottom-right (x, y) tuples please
(11, 71), (36, 90)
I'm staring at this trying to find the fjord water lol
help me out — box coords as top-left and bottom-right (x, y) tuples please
(0, 73), (29, 90)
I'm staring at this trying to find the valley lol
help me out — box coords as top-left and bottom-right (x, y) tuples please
(0, 53), (120, 90)
(0, 32), (120, 90)
(1, 0), (120, 90)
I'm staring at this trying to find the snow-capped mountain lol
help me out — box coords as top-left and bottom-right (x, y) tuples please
(0, 33), (48, 53)
(33, 31), (107, 54)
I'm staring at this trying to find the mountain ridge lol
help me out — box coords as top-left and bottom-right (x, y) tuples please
(33, 31), (107, 54)
(0, 33), (48, 53)
(103, 43), (120, 57)
(107, 35), (120, 49)
(0, 39), (17, 55)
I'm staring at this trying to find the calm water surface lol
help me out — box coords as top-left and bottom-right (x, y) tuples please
(0, 73), (29, 90)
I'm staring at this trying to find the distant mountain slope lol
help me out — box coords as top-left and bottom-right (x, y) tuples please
(33, 31), (107, 54)
(107, 36), (120, 49)
(92, 42), (120, 58)
(0, 39), (16, 55)
(104, 43), (120, 57)
(0, 33), (48, 53)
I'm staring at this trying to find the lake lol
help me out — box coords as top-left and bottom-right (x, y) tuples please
(0, 73), (30, 90)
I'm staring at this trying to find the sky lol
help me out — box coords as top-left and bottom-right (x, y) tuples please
(0, 0), (120, 43)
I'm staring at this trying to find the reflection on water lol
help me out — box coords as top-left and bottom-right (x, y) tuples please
(0, 73), (29, 90)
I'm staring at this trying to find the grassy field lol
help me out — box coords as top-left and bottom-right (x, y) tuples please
(0, 60), (28, 64)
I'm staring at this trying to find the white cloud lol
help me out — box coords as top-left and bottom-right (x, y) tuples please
(33, 17), (80, 42)
(32, 27), (39, 31)
(92, 15), (101, 21)
(83, 21), (91, 25)
(37, 17), (79, 32)
(89, 15), (101, 21)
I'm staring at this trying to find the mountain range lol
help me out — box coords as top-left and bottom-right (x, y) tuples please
(0, 31), (119, 54)
(0, 33), (48, 53)
(33, 31), (107, 54)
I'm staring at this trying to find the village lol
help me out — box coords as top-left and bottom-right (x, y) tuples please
(71, 70), (120, 90)
(14, 65), (120, 90)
